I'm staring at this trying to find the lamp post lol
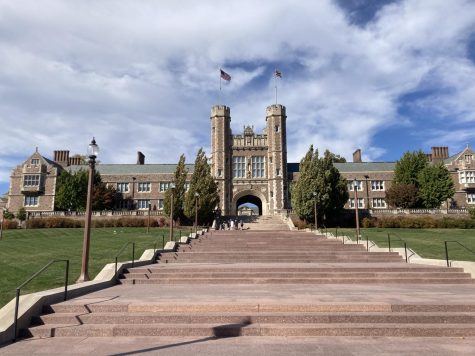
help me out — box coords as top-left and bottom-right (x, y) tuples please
(147, 202), (151, 233)
(194, 192), (200, 234)
(353, 179), (360, 244)
(77, 138), (99, 283)
(0, 208), (6, 241)
(169, 183), (175, 242)
(313, 192), (318, 231)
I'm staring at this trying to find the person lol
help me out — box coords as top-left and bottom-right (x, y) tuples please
(240, 220), (244, 230)
(230, 220), (235, 230)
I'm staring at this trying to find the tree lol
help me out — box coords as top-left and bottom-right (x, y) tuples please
(291, 145), (348, 224)
(16, 207), (27, 223)
(394, 150), (428, 187)
(164, 154), (188, 223)
(3, 208), (14, 219)
(55, 169), (116, 211)
(184, 148), (219, 225)
(385, 183), (419, 208)
(417, 163), (454, 208)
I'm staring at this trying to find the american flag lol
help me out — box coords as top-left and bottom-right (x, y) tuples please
(220, 69), (231, 81)
(275, 70), (283, 78)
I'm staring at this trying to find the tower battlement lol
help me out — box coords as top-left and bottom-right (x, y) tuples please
(266, 104), (286, 117)
(211, 105), (231, 117)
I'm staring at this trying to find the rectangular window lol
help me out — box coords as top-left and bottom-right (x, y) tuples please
(348, 198), (364, 209)
(233, 156), (246, 178)
(276, 168), (280, 176)
(136, 199), (150, 209)
(467, 193), (475, 204)
(372, 198), (387, 208)
(371, 180), (385, 191)
(31, 159), (40, 165)
(117, 200), (129, 209)
(24, 195), (39, 206)
(217, 169), (222, 177)
(459, 171), (475, 184)
(159, 182), (170, 192)
(158, 199), (164, 209)
(465, 155), (472, 163)
(251, 156), (265, 178)
(347, 181), (363, 191)
(23, 175), (40, 186)
(137, 182), (151, 192)
(117, 183), (129, 193)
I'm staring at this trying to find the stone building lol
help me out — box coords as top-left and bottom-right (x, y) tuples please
(4, 104), (475, 214)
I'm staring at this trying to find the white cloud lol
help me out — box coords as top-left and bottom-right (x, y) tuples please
(0, 0), (475, 192)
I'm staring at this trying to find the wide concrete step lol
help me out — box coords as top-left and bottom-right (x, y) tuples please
(25, 323), (475, 338)
(34, 312), (475, 325)
(159, 258), (404, 263)
(121, 272), (472, 279)
(127, 266), (465, 274)
(167, 252), (401, 257)
(119, 277), (475, 284)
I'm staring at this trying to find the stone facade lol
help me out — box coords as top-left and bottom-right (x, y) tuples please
(210, 104), (287, 215)
(4, 104), (475, 214)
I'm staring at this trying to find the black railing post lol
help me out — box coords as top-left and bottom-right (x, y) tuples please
(445, 241), (449, 267)
(366, 234), (369, 252)
(13, 288), (20, 341)
(162, 234), (165, 249)
(404, 242), (408, 263)
(387, 233), (391, 252)
(64, 260), (69, 301)
(335, 227), (338, 239)
(115, 257), (118, 279)
(132, 243), (135, 268)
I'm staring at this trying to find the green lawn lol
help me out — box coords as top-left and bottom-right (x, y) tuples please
(0, 227), (188, 309)
(336, 228), (475, 262)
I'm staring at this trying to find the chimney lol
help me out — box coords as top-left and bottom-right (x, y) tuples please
(353, 149), (362, 163)
(53, 150), (70, 167)
(431, 147), (449, 163)
(69, 156), (82, 165)
(137, 151), (145, 165)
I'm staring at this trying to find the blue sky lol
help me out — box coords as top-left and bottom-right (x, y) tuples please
(1, 0), (475, 196)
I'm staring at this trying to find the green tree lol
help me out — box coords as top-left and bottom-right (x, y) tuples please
(291, 146), (348, 224)
(417, 163), (454, 208)
(164, 154), (188, 223)
(394, 150), (428, 187)
(184, 148), (219, 225)
(385, 183), (419, 208)
(55, 169), (115, 211)
(3, 208), (14, 219)
(16, 207), (27, 223)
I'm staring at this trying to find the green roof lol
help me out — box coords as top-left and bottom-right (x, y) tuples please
(67, 164), (195, 175)
(334, 162), (395, 172)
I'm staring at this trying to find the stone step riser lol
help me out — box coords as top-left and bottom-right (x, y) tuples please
(45, 303), (475, 314)
(126, 267), (465, 273)
(25, 324), (475, 338)
(159, 259), (404, 263)
(121, 273), (472, 279)
(35, 313), (475, 325)
(119, 278), (475, 285)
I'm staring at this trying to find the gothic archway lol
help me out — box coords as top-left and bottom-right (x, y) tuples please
(236, 195), (263, 215)
(231, 189), (268, 216)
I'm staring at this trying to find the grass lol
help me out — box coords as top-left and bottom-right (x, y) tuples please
(0, 227), (189, 309)
(335, 228), (475, 262)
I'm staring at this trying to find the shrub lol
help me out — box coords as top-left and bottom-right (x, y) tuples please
(370, 215), (475, 229)
(469, 207), (475, 220)
(361, 217), (376, 228)
(3, 219), (18, 229)
(159, 217), (169, 227)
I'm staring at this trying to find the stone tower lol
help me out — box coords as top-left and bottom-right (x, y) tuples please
(266, 104), (288, 212)
(210, 105), (232, 215)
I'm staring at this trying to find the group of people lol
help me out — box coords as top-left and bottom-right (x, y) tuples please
(214, 218), (245, 230)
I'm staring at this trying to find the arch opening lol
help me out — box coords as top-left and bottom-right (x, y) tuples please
(236, 195), (262, 216)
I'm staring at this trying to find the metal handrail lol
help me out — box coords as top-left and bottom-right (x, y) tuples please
(13, 259), (69, 341)
(444, 241), (475, 267)
(114, 242), (135, 280)
(387, 233), (416, 263)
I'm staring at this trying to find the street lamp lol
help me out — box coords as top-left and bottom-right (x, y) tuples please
(77, 138), (99, 283)
(313, 192), (318, 231)
(169, 183), (175, 242)
(0, 208), (6, 241)
(353, 178), (360, 244)
(194, 192), (200, 234)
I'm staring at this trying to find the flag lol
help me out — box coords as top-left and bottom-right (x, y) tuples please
(220, 69), (231, 81)
(275, 69), (282, 78)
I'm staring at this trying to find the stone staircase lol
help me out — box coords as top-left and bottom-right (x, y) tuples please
(239, 215), (289, 230)
(21, 230), (475, 339)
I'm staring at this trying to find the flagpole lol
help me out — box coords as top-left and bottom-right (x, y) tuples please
(274, 69), (278, 105)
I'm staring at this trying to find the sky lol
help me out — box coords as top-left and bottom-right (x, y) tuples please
(1, 0), (475, 196)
